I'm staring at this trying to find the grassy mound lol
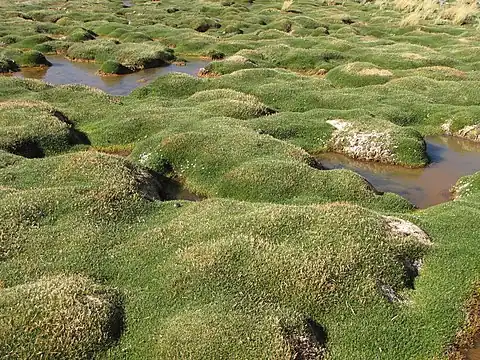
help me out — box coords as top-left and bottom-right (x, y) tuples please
(131, 126), (412, 211)
(119, 31), (153, 43)
(68, 27), (97, 42)
(196, 99), (274, 119)
(107, 199), (430, 357)
(326, 62), (394, 87)
(0, 101), (89, 157)
(0, 55), (18, 73)
(99, 60), (132, 75)
(10, 34), (53, 49)
(0, 275), (123, 359)
(204, 56), (258, 75)
(66, 39), (118, 61)
(66, 40), (175, 71)
(0, 150), (165, 202)
(327, 118), (428, 166)
(1, 0), (480, 357)
(1, 49), (51, 67)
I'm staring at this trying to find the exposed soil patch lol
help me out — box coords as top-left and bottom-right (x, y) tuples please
(95, 146), (133, 157)
(284, 318), (327, 360)
(7, 140), (45, 158)
(448, 285), (480, 360)
(162, 176), (205, 202)
(197, 68), (220, 78)
(131, 163), (204, 202)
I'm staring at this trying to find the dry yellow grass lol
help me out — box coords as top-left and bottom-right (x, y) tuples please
(379, 0), (480, 25)
(440, 0), (478, 24)
(282, 0), (294, 11)
(358, 68), (394, 76)
(401, 52), (428, 60)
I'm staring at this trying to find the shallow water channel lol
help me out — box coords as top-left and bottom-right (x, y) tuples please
(317, 136), (480, 208)
(13, 55), (209, 95)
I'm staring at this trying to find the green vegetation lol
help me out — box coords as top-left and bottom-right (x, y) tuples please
(326, 62), (394, 87)
(99, 59), (132, 75)
(66, 40), (175, 71)
(1, 0), (480, 358)
(1, 49), (51, 67)
(0, 55), (18, 73)
(68, 27), (97, 42)
(0, 275), (123, 359)
(0, 101), (89, 157)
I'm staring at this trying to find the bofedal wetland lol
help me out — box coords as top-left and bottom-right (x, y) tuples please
(1, 0), (480, 359)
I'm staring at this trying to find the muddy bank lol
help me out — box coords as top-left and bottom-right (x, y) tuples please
(317, 136), (480, 208)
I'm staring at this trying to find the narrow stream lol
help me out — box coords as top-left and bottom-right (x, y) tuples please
(12, 55), (209, 96)
(317, 136), (480, 208)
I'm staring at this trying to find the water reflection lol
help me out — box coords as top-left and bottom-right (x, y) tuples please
(12, 55), (209, 95)
(317, 136), (480, 208)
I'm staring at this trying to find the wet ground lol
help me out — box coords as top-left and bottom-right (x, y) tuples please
(12, 55), (209, 95)
(467, 338), (480, 360)
(317, 136), (480, 208)
(7, 57), (480, 209)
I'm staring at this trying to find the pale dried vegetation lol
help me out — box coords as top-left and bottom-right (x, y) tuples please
(358, 68), (394, 76)
(378, 0), (480, 25)
(282, 0), (294, 11)
(401, 52), (428, 60)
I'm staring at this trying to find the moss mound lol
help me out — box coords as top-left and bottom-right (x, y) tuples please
(68, 27), (97, 42)
(119, 31), (153, 43)
(66, 39), (118, 61)
(0, 101), (89, 157)
(0, 275), (124, 359)
(193, 18), (222, 32)
(205, 56), (257, 75)
(189, 88), (260, 103)
(326, 62), (395, 87)
(196, 98), (275, 119)
(156, 200), (430, 305)
(67, 40), (175, 71)
(1, 0), (480, 357)
(99, 60), (132, 75)
(17, 50), (51, 67)
(12, 34), (53, 49)
(326, 118), (428, 167)
(0, 151), (166, 209)
(0, 35), (19, 45)
(1, 49), (51, 68)
(0, 56), (18, 73)
(154, 304), (320, 359)
(115, 43), (175, 69)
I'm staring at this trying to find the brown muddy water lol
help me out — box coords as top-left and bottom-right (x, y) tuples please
(317, 136), (480, 208)
(467, 338), (480, 360)
(12, 55), (209, 95)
